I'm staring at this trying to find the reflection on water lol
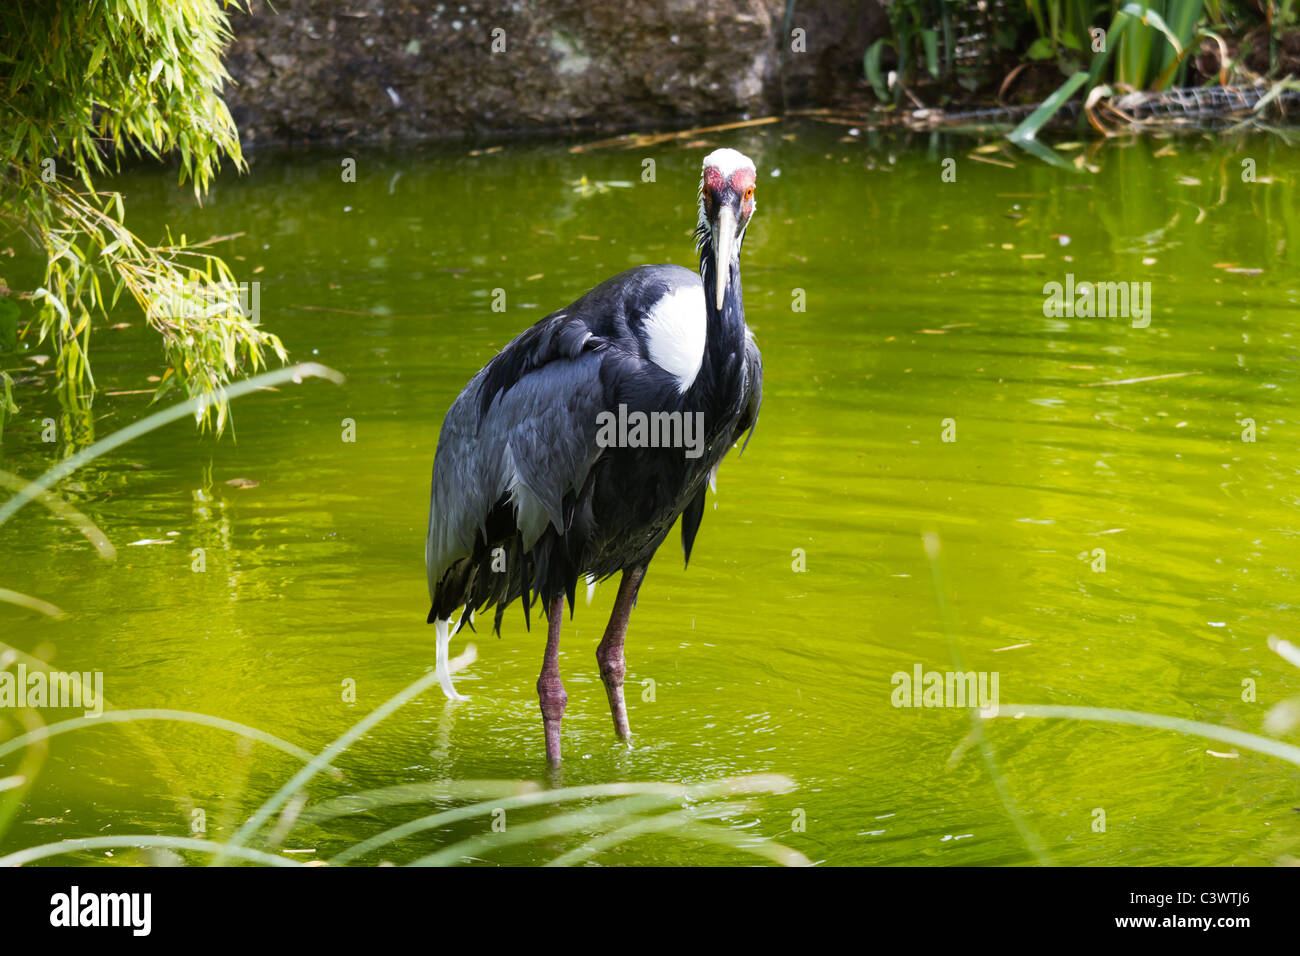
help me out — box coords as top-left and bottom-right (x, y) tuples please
(2, 123), (1299, 865)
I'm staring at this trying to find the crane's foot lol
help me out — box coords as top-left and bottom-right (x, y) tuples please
(537, 674), (567, 764)
(596, 566), (644, 743)
(596, 644), (631, 741)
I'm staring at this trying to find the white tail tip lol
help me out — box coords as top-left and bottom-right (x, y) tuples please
(434, 618), (470, 701)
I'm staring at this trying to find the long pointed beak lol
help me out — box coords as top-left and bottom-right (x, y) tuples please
(712, 205), (736, 311)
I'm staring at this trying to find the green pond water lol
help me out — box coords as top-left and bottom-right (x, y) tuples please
(2, 123), (1299, 866)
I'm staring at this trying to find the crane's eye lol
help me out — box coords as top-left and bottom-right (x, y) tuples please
(744, 186), (755, 202)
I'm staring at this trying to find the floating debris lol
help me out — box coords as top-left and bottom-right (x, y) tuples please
(568, 176), (634, 197)
(1082, 371), (1202, 387)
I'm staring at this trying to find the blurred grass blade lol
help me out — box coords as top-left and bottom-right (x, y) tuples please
(0, 836), (301, 867)
(405, 796), (784, 868)
(1253, 77), (1300, 113)
(328, 783), (691, 864)
(333, 775), (799, 867)
(0, 469), (115, 560)
(222, 643), (476, 856)
(661, 818), (811, 867)
(0, 640), (198, 819)
(925, 532), (1051, 865)
(987, 705), (1300, 767)
(0, 588), (63, 618)
(546, 811), (697, 867)
(352, 791), (686, 866)
(547, 803), (810, 867)
(0, 709), (338, 769)
(297, 779), (542, 828)
(1152, 33), (1209, 90)
(1009, 71), (1089, 141)
(1269, 634), (1300, 668)
(0, 707), (46, 842)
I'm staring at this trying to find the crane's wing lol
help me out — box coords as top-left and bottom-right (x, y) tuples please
(733, 328), (763, 452)
(426, 308), (616, 598)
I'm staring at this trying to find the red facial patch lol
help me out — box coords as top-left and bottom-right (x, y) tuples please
(729, 169), (756, 193)
(703, 167), (726, 194)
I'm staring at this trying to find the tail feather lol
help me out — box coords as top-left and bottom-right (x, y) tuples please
(681, 487), (707, 568)
(433, 617), (469, 701)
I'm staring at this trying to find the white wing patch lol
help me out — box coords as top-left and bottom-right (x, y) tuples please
(503, 442), (550, 548)
(642, 284), (706, 391)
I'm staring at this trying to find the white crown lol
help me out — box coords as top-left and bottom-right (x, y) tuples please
(702, 148), (756, 178)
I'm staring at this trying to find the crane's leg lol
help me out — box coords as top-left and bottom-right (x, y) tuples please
(596, 566), (644, 741)
(537, 594), (568, 764)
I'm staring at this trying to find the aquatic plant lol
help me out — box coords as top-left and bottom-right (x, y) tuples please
(865, 1), (1299, 137)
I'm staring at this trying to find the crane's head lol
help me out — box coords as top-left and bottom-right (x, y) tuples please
(698, 148), (757, 310)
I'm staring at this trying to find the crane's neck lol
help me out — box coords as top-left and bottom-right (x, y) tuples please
(697, 233), (747, 362)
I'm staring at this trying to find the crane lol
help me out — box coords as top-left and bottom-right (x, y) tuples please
(426, 148), (763, 763)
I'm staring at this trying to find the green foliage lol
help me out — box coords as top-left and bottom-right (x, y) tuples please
(0, 0), (284, 433)
(0, 293), (17, 432)
(1014, 3), (1214, 139)
(1023, 0), (1216, 89)
(1110, 1), (1206, 91)
(866, 0), (961, 103)
(867, 0), (1294, 100)
(1025, 0), (1103, 64)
